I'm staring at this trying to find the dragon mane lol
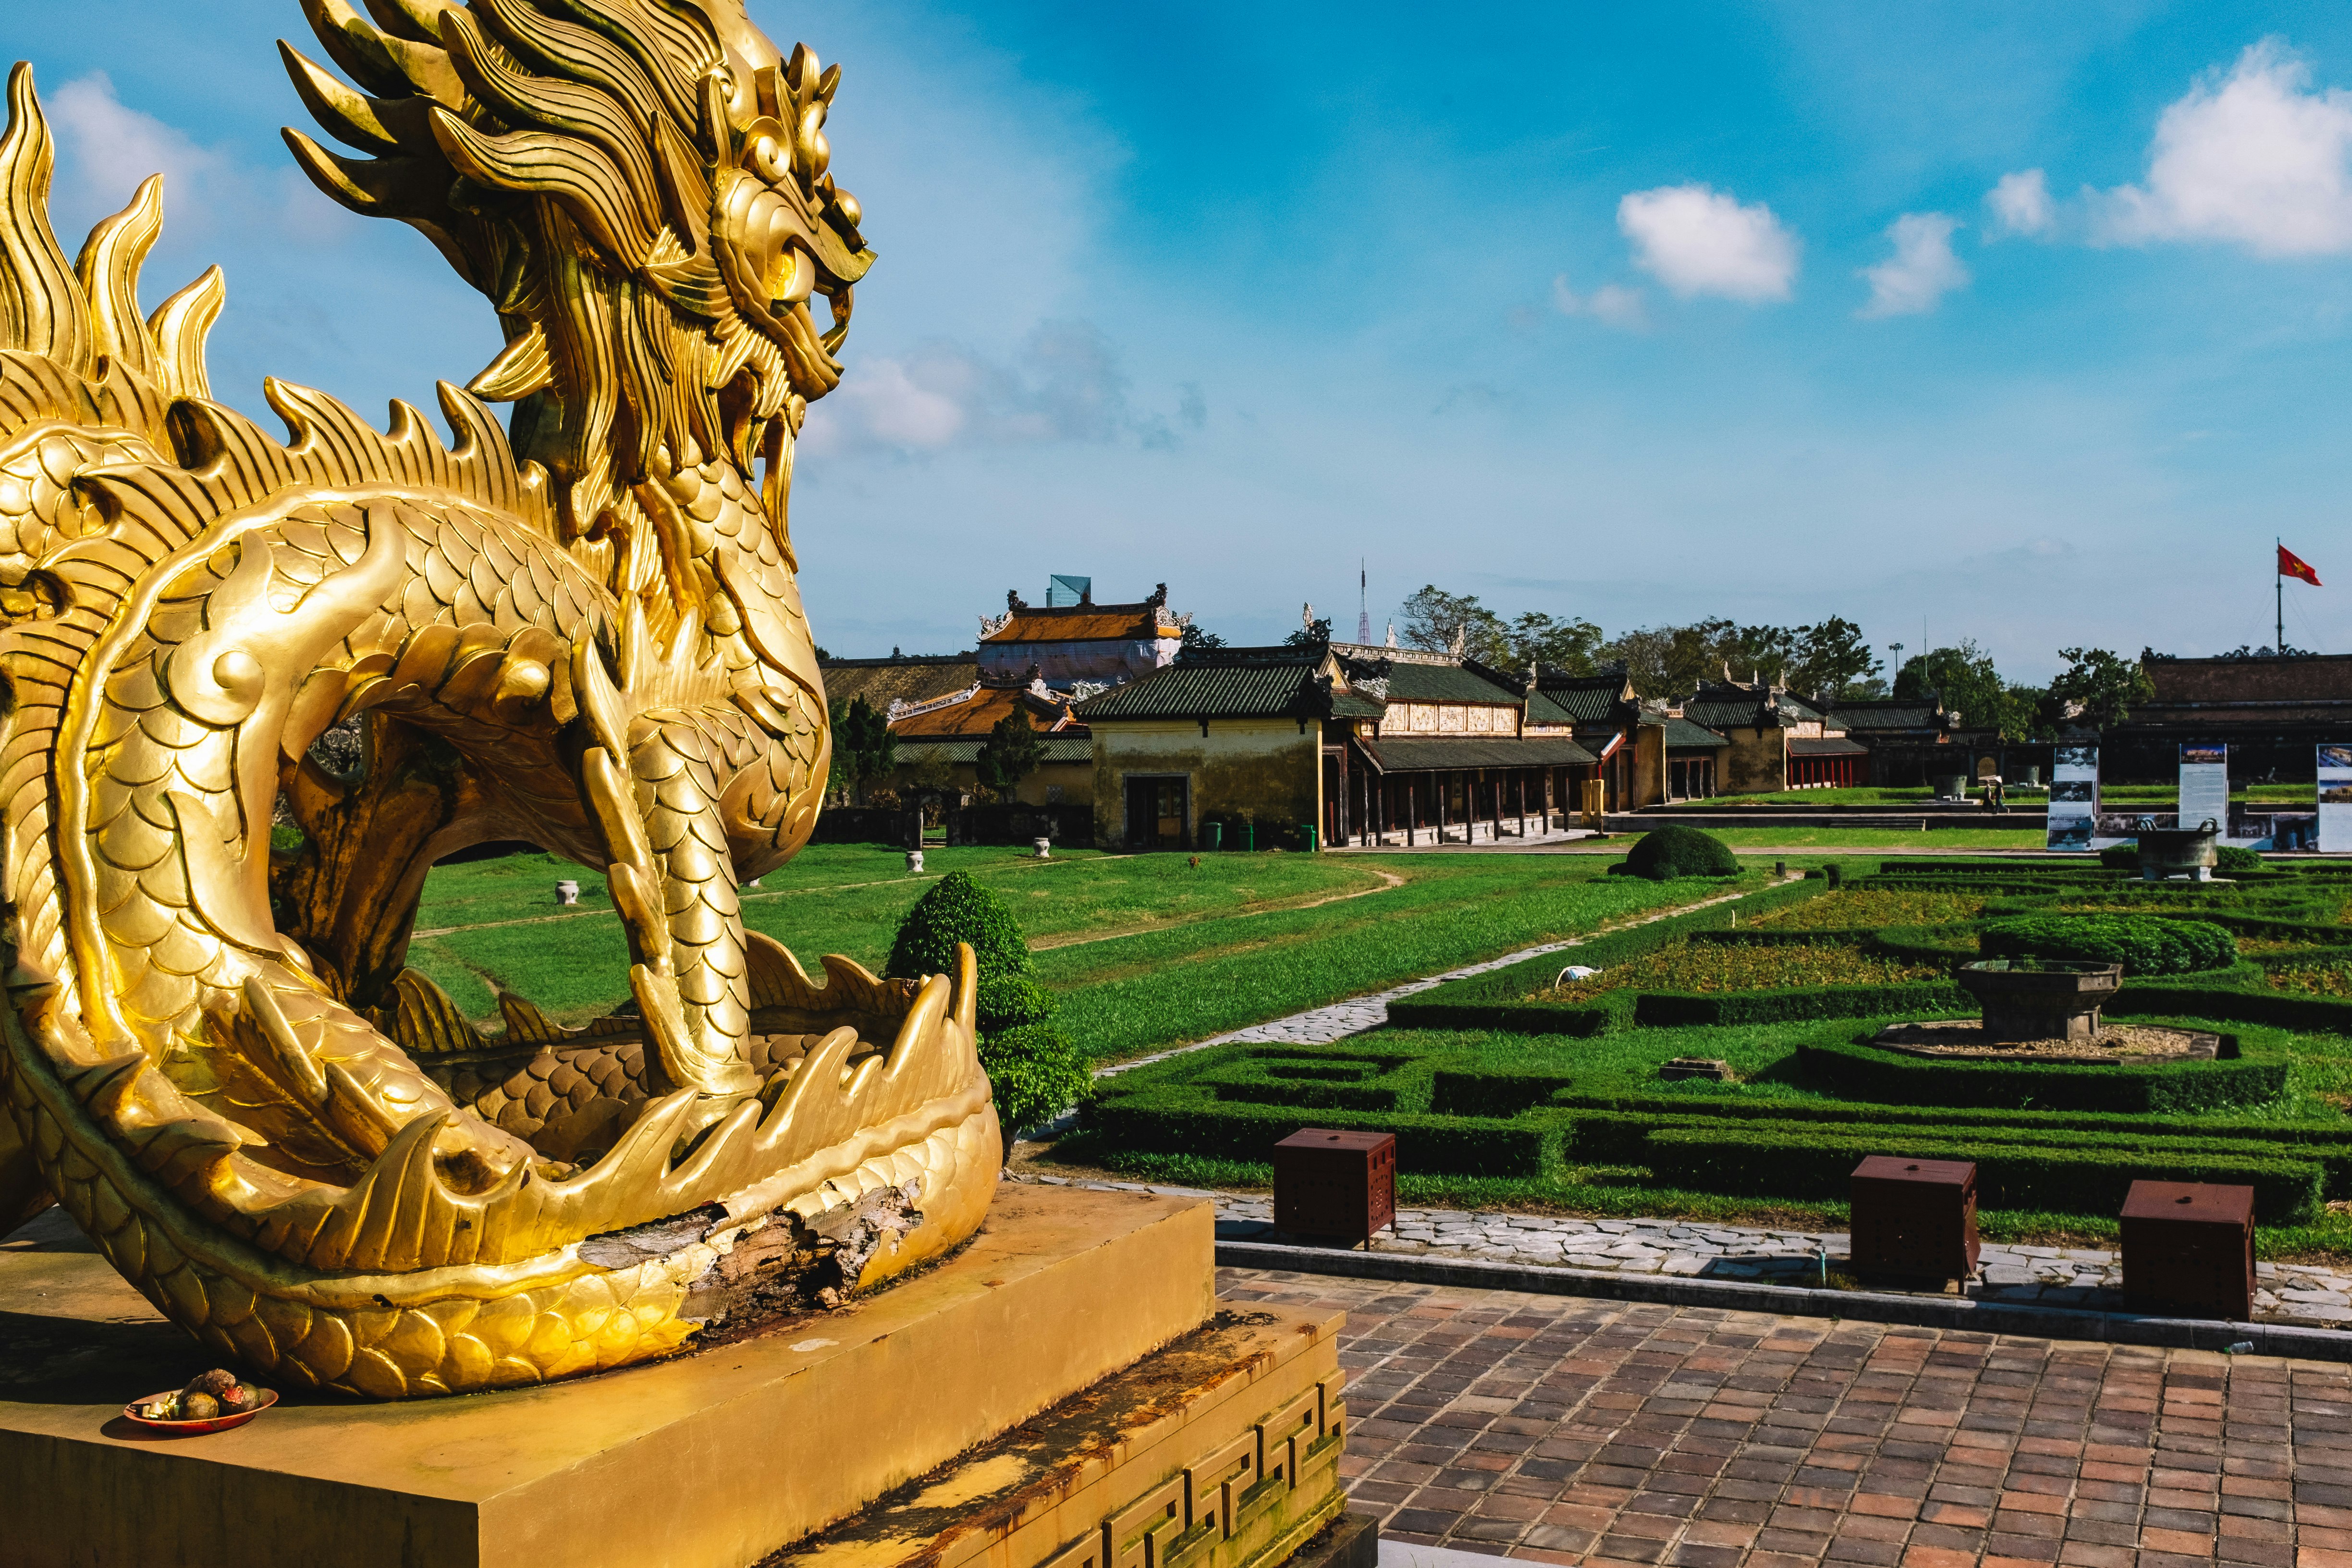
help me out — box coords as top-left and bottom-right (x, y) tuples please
(281, 0), (872, 577)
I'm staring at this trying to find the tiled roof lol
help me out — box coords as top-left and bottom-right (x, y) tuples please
(1365, 736), (1598, 772)
(1655, 717), (1729, 749)
(1076, 648), (1333, 721)
(892, 684), (1077, 738)
(894, 735), (1091, 765)
(1532, 678), (1628, 723)
(1378, 661), (1522, 704)
(1828, 700), (1945, 731)
(982, 605), (1179, 644)
(1684, 685), (1846, 735)
(1788, 735), (1870, 757)
(821, 657), (980, 711)
(1682, 696), (1769, 731)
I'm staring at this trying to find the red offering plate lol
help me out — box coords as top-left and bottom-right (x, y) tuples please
(122, 1387), (277, 1434)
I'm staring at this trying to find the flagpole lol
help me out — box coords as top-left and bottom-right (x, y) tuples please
(2279, 536), (2286, 654)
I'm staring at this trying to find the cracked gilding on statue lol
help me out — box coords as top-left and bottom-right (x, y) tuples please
(0, 0), (1001, 1398)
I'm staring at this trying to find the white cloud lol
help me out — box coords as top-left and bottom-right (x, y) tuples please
(1616, 184), (1800, 303)
(1549, 273), (1648, 330)
(2091, 40), (2352, 256)
(804, 319), (1173, 454)
(1858, 212), (1971, 318)
(1985, 169), (2055, 238)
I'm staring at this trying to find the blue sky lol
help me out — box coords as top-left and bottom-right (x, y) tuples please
(18, 2), (2352, 681)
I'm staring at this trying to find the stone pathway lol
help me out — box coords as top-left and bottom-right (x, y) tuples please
(1013, 1176), (2352, 1332)
(1221, 1263), (2352, 1568)
(1095, 882), (1770, 1078)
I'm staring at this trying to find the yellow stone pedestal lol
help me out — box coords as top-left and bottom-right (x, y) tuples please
(0, 1183), (1350, 1568)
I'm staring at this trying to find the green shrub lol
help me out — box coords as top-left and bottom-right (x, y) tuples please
(2100, 842), (2139, 870)
(886, 871), (1030, 981)
(1632, 980), (1966, 1028)
(977, 972), (1058, 1032)
(979, 1024), (1093, 1135)
(887, 872), (1085, 1135)
(2217, 845), (2264, 871)
(1616, 825), (1738, 881)
(1980, 913), (2236, 975)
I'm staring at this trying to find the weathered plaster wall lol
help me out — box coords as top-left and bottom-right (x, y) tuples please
(1720, 726), (1788, 794)
(1088, 720), (1320, 846)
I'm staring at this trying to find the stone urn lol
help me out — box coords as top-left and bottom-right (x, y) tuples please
(1033, 837), (1052, 859)
(2139, 819), (2220, 882)
(1931, 773), (1969, 801)
(1956, 959), (2123, 1044)
(555, 879), (579, 906)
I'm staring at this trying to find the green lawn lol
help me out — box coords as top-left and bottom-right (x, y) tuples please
(2099, 784), (2317, 805)
(402, 846), (1750, 1059)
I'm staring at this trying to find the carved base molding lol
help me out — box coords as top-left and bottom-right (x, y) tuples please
(784, 1306), (1349, 1568)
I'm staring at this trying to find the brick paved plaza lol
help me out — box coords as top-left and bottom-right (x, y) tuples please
(1218, 1267), (2352, 1568)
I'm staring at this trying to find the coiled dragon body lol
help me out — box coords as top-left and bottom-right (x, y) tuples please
(0, 0), (1001, 1399)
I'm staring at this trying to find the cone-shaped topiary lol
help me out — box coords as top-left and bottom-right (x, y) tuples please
(1618, 824), (1739, 881)
(886, 871), (1031, 981)
(885, 870), (1088, 1138)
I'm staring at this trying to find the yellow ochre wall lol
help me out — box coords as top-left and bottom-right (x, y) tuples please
(1719, 726), (1788, 794)
(1089, 719), (1322, 846)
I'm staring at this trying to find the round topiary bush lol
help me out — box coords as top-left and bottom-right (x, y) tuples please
(2098, 842), (2139, 871)
(1979, 914), (2236, 975)
(885, 870), (1030, 981)
(2216, 845), (2263, 872)
(1617, 824), (1739, 881)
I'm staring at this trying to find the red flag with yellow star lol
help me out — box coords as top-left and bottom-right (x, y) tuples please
(2281, 544), (2323, 586)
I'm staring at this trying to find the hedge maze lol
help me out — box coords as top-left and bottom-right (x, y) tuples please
(1078, 857), (2352, 1244)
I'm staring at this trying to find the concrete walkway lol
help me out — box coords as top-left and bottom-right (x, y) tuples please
(1014, 1175), (2352, 1335)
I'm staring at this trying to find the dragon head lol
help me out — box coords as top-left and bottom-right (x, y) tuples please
(281, 0), (871, 556)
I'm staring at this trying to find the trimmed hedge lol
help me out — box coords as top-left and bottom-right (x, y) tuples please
(1642, 1126), (2322, 1223)
(1081, 1094), (1549, 1176)
(1798, 1034), (2285, 1114)
(1632, 980), (1967, 1028)
(1567, 1106), (2352, 1201)
(1979, 913), (2238, 975)
(1384, 876), (1829, 1032)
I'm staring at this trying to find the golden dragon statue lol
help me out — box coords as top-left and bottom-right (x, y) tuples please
(0, 0), (1001, 1398)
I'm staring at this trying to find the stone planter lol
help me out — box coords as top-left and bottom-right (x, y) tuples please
(1956, 959), (2123, 1044)
(1931, 773), (1970, 800)
(555, 879), (579, 906)
(2140, 820), (2220, 882)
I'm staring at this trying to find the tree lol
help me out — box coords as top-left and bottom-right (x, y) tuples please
(1398, 585), (1506, 661)
(1281, 614), (1333, 649)
(975, 708), (1045, 796)
(1599, 619), (1739, 696)
(1892, 640), (2037, 740)
(2046, 647), (2155, 727)
(1176, 622), (1225, 660)
(1502, 612), (1604, 674)
(1787, 617), (1883, 700)
(833, 695), (896, 802)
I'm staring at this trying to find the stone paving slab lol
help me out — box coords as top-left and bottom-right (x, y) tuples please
(1219, 1264), (2352, 1568)
(1015, 1177), (2352, 1333)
